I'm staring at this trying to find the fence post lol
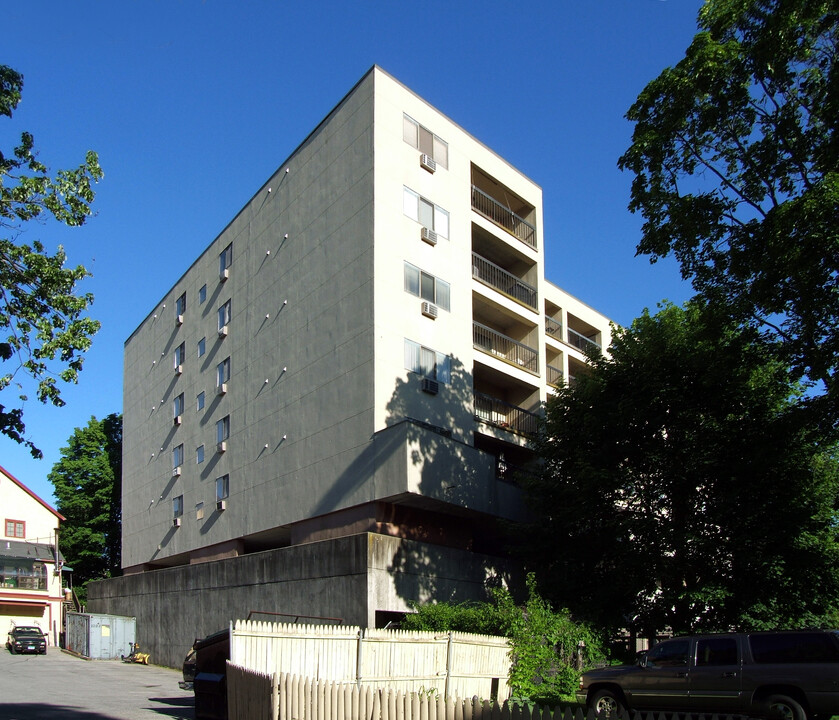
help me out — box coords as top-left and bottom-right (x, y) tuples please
(444, 632), (454, 702)
(357, 628), (364, 689)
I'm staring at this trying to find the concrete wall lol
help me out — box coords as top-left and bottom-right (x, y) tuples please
(88, 532), (516, 669)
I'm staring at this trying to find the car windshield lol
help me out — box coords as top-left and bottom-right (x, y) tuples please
(12, 627), (42, 636)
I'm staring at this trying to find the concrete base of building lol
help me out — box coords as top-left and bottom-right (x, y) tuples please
(87, 532), (518, 669)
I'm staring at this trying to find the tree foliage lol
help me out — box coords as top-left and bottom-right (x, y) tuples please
(0, 65), (103, 457)
(618, 0), (839, 404)
(49, 413), (122, 602)
(402, 574), (606, 703)
(523, 302), (839, 637)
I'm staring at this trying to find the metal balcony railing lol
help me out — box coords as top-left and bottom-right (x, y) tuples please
(545, 316), (562, 339)
(567, 327), (601, 353)
(471, 185), (537, 249)
(473, 322), (539, 374)
(547, 364), (563, 388)
(472, 253), (537, 310)
(474, 392), (540, 436)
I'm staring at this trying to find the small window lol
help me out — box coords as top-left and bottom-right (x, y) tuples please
(217, 415), (230, 443)
(216, 474), (229, 501)
(218, 300), (232, 331)
(197, 391), (205, 411)
(196, 502), (205, 521)
(4, 520), (24, 539)
(403, 263), (450, 311)
(219, 243), (233, 275)
(173, 393), (184, 418)
(173, 444), (184, 469)
(198, 338), (206, 358)
(217, 357), (231, 388)
(174, 342), (185, 369)
(173, 495), (184, 519)
(404, 339), (451, 383)
(403, 187), (449, 238)
(175, 292), (186, 318)
(403, 114), (448, 168)
(199, 284), (207, 304)
(196, 445), (204, 464)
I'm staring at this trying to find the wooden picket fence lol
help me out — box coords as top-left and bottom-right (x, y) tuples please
(229, 620), (511, 701)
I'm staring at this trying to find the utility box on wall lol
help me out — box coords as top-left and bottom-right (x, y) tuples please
(66, 612), (136, 659)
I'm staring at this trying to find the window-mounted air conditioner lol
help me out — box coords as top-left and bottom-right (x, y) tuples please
(421, 301), (438, 319)
(420, 154), (436, 174)
(216, 500), (227, 511)
(176, 314), (184, 326)
(217, 441), (227, 453)
(420, 227), (437, 246)
(173, 517), (181, 527)
(220, 268), (229, 281)
(421, 378), (439, 395)
(172, 466), (181, 477)
(218, 326), (228, 338)
(216, 383), (227, 396)
(173, 415), (182, 426)
(175, 364), (183, 376)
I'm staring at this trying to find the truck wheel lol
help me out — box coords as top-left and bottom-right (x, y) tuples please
(591, 689), (625, 718)
(765, 694), (807, 720)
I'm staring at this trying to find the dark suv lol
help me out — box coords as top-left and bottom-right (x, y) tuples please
(7, 625), (47, 655)
(576, 630), (839, 720)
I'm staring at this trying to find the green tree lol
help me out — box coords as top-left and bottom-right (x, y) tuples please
(49, 413), (122, 602)
(524, 302), (839, 637)
(618, 0), (839, 404)
(402, 575), (606, 703)
(0, 65), (103, 457)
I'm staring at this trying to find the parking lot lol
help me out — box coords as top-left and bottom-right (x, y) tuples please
(0, 645), (195, 719)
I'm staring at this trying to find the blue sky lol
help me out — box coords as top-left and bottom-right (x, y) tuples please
(4, 0), (702, 505)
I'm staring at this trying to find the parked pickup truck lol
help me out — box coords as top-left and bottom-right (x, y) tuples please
(576, 630), (839, 720)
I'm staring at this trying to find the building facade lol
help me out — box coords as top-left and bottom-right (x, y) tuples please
(0, 465), (66, 645)
(103, 68), (611, 657)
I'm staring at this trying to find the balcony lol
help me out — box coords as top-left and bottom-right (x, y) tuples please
(471, 186), (536, 250)
(472, 253), (537, 311)
(474, 392), (539, 435)
(567, 327), (601, 354)
(473, 322), (538, 375)
(545, 316), (562, 339)
(547, 364), (563, 388)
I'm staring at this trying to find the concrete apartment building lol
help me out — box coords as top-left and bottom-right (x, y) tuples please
(90, 67), (611, 664)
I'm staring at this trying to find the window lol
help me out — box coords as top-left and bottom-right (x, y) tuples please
(196, 445), (204, 464)
(5, 520), (24, 539)
(199, 284), (207, 304)
(646, 640), (690, 667)
(404, 263), (450, 310)
(1, 559), (46, 589)
(216, 474), (229, 501)
(173, 495), (184, 519)
(217, 357), (231, 388)
(197, 391), (205, 411)
(198, 337), (206, 358)
(217, 415), (230, 443)
(173, 443), (184, 469)
(403, 114), (448, 168)
(219, 243), (233, 276)
(173, 393), (185, 418)
(696, 638), (738, 667)
(218, 300), (232, 331)
(175, 292), (186, 319)
(174, 342), (185, 369)
(750, 632), (839, 664)
(403, 187), (449, 238)
(196, 502), (205, 521)
(404, 339), (451, 383)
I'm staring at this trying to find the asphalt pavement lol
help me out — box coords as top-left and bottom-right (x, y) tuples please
(0, 645), (196, 719)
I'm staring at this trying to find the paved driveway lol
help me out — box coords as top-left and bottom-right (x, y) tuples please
(0, 646), (195, 719)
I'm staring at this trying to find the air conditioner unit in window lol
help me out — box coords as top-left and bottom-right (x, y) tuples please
(173, 415), (182, 426)
(217, 441), (227, 453)
(216, 383), (227, 396)
(175, 365), (183, 376)
(421, 301), (438, 319)
(173, 517), (181, 527)
(421, 378), (439, 395)
(420, 154), (436, 173)
(218, 326), (228, 338)
(176, 314), (184, 326)
(420, 227), (437, 245)
(220, 268), (229, 281)
(216, 499), (227, 511)
(172, 466), (181, 477)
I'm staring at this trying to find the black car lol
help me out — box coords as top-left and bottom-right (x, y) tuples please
(577, 630), (839, 720)
(7, 626), (47, 655)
